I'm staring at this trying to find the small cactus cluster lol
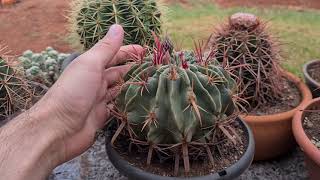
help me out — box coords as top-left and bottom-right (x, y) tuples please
(18, 47), (70, 87)
(70, 0), (162, 50)
(110, 36), (240, 175)
(208, 13), (282, 109)
(0, 51), (32, 121)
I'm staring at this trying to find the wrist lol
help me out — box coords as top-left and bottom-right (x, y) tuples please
(0, 105), (65, 179)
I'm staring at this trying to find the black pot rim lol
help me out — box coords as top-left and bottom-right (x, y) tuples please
(105, 117), (255, 180)
(303, 60), (320, 87)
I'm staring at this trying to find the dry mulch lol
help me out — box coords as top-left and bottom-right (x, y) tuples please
(303, 110), (320, 149)
(308, 62), (320, 84)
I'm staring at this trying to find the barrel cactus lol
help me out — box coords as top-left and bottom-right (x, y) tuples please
(18, 47), (70, 87)
(208, 13), (282, 109)
(110, 37), (239, 175)
(69, 0), (162, 50)
(0, 52), (32, 121)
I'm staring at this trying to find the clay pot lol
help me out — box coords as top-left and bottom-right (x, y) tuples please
(293, 98), (320, 180)
(303, 60), (320, 98)
(1, 0), (16, 5)
(241, 71), (312, 161)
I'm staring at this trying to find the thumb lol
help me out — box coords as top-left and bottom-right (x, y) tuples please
(82, 24), (125, 67)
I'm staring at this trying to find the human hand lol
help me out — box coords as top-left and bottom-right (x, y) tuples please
(0, 24), (144, 180)
(31, 24), (143, 164)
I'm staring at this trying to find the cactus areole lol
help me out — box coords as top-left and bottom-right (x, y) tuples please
(209, 12), (282, 110)
(71, 0), (162, 50)
(110, 36), (240, 175)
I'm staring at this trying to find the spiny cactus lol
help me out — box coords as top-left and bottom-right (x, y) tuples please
(208, 13), (282, 110)
(110, 36), (239, 175)
(70, 0), (162, 50)
(0, 51), (32, 121)
(18, 47), (70, 87)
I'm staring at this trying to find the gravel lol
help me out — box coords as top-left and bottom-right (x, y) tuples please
(49, 135), (308, 180)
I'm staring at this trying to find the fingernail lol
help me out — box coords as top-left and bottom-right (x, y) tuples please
(106, 24), (122, 38)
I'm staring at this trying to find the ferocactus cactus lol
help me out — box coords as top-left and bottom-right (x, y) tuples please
(0, 52), (32, 121)
(70, 0), (162, 50)
(110, 36), (238, 175)
(208, 12), (282, 109)
(18, 47), (70, 87)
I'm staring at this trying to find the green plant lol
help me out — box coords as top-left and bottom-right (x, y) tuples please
(18, 47), (70, 87)
(70, 0), (162, 50)
(208, 12), (282, 109)
(0, 50), (32, 121)
(110, 36), (240, 175)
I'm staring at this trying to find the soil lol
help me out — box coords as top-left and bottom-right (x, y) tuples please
(1, 0), (320, 57)
(308, 62), (320, 84)
(0, 0), (72, 56)
(250, 77), (301, 116)
(107, 119), (248, 177)
(303, 106), (320, 150)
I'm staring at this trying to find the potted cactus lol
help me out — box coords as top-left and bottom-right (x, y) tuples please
(105, 36), (254, 179)
(0, 47), (33, 124)
(208, 12), (312, 160)
(293, 98), (320, 179)
(303, 60), (320, 98)
(18, 47), (70, 87)
(69, 0), (162, 50)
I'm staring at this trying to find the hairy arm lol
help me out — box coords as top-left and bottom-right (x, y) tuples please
(0, 107), (62, 179)
(0, 25), (143, 180)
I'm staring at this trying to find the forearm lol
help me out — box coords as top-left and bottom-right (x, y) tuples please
(0, 106), (63, 180)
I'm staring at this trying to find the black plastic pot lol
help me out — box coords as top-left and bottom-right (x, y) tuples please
(105, 117), (255, 180)
(303, 60), (320, 98)
(61, 53), (81, 72)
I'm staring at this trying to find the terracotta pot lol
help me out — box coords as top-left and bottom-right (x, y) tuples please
(303, 60), (320, 98)
(1, 0), (16, 5)
(241, 70), (312, 161)
(293, 98), (320, 180)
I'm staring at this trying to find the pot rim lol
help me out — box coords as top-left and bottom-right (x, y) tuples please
(242, 70), (312, 123)
(105, 117), (255, 180)
(303, 59), (320, 87)
(292, 97), (320, 166)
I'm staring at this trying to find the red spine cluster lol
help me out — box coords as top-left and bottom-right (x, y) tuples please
(178, 52), (189, 69)
(152, 33), (166, 66)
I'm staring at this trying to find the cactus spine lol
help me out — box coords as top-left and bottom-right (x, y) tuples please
(18, 47), (70, 87)
(110, 37), (238, 175)
(70, 0), (162, 50)
(208, 13), (281, 109)
(0, 49), (32, 121)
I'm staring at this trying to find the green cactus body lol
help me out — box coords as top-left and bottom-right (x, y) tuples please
(209, 13), (281, 109)
(0, 56), (31, 120)
(18, 48), (70, 87)
(111, 38), (237, 175)
(70, 0), (162, 50)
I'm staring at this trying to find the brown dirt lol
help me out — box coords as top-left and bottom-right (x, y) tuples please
(215, 0), (320, 9)
(303, 108), (320, 150)
(1, 0), (320, 57)
(250, 77), (302, 115)
(308, 62), (320, 84)
(0, 0), (72, 56)
(109, 119), (247, 177)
